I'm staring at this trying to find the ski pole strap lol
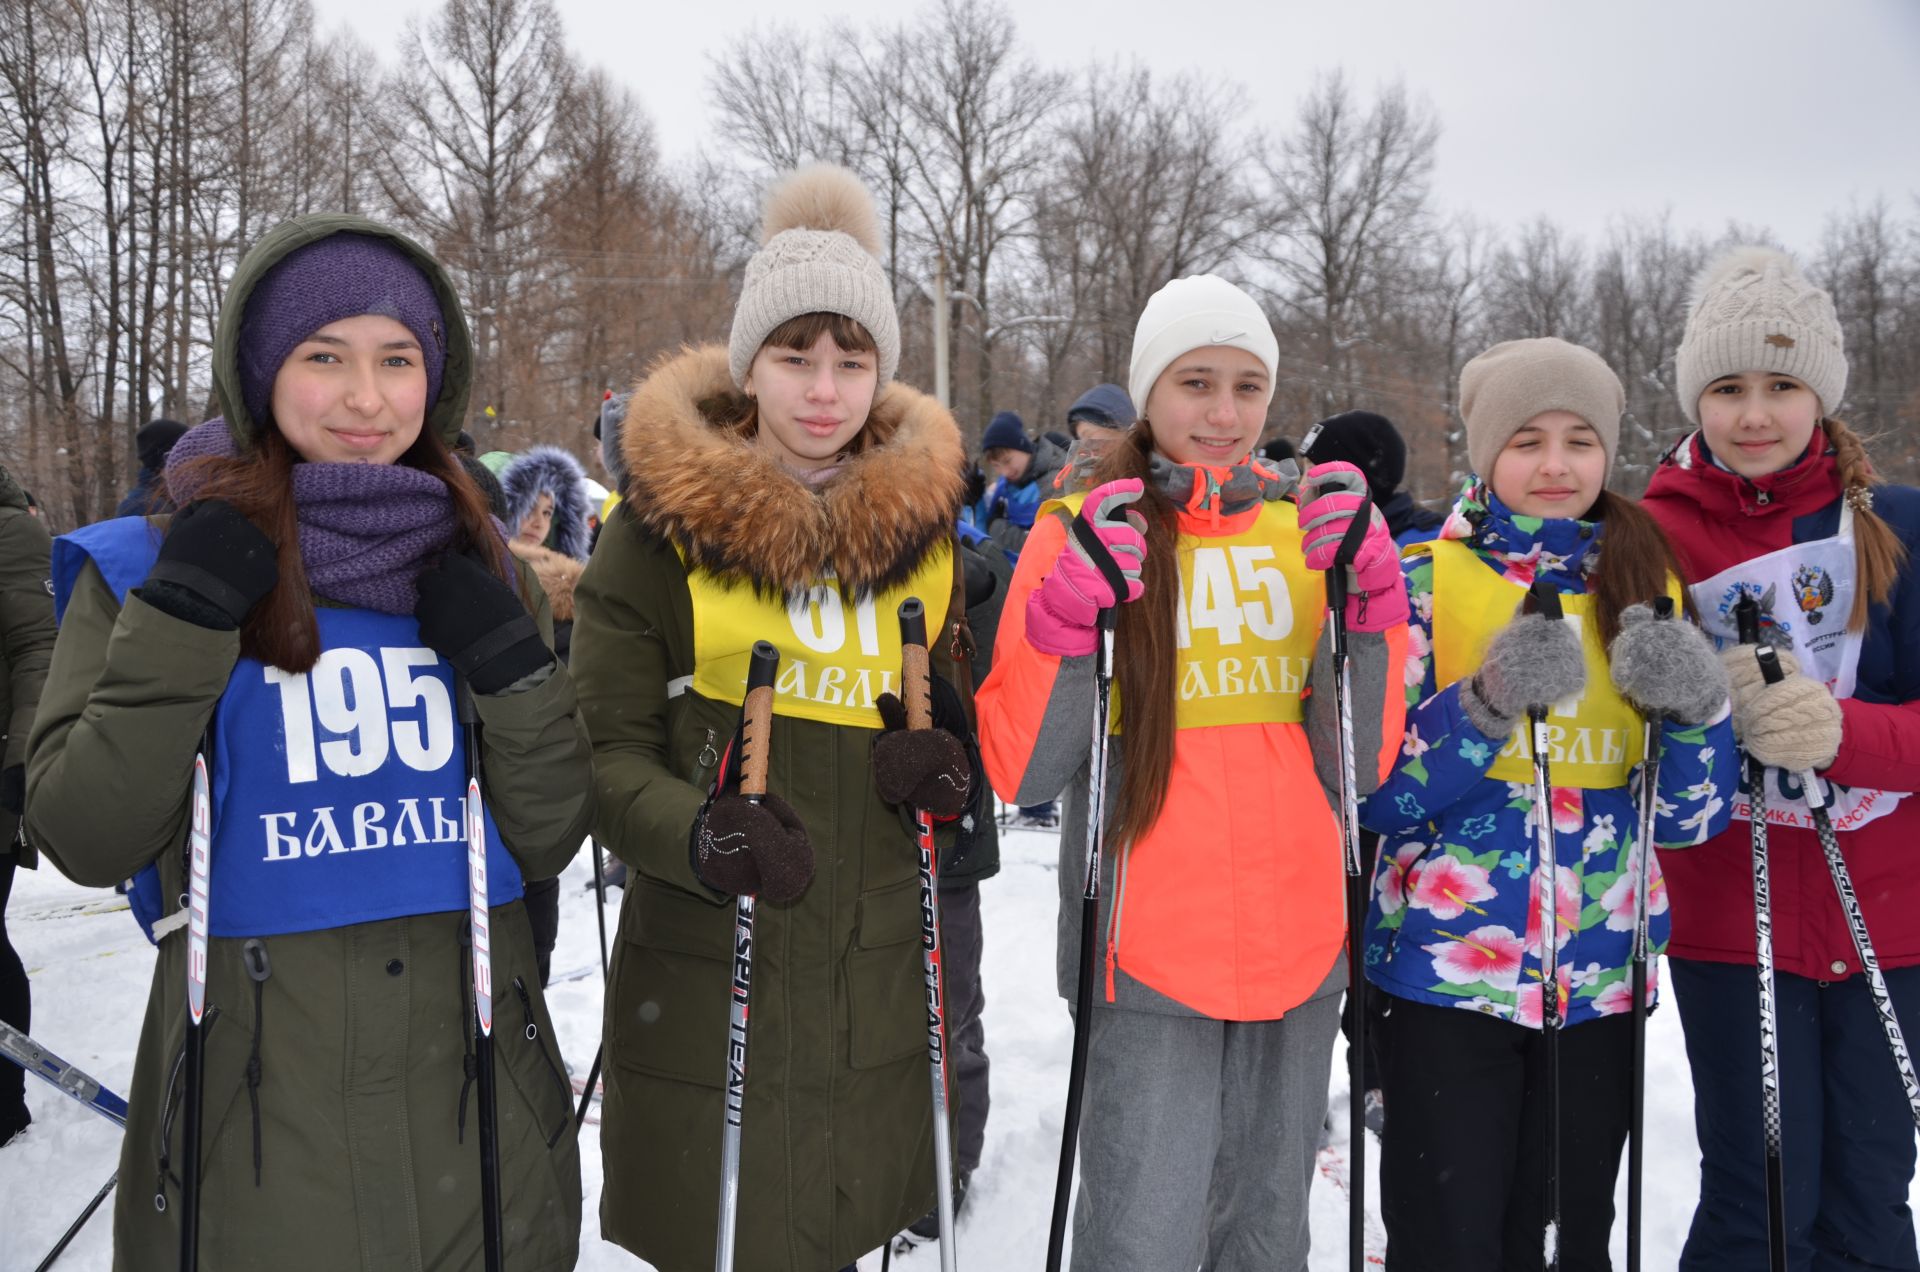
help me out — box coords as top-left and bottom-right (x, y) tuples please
(1326, 491), (1374, 613)
(1524, 579), (1564, 622)
(1068, 514), (1129, 611)
(898, 599), (933, 731)
(739, 642), (779, 801)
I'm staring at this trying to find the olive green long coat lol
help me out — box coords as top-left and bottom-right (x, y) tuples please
(572, 346), (973, 1272)
(24, 215), (595, 1272)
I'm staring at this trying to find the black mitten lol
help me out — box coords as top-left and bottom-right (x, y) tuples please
(413, 552), (553, 694)
(689, 793), (813, 903)
(137, 499), (278, 630)
(872, 690), (973, 817)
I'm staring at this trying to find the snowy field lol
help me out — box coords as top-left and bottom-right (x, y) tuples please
(3, 823), (1908, 1269)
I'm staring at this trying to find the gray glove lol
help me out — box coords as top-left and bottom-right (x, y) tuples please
(1458, 611), (1586, 739)
(1608, 603), (1729, 725)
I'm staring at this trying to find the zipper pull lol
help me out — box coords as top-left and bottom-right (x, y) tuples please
(1756, 490), (1772, 506)
(697, 728), (718, 771)
(1104, 937), (1118, 1004)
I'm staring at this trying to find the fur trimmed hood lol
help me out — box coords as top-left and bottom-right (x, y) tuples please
(501, 445), (592, 562)
(622, 345), (966, 599)
(509, 539), (582, 622)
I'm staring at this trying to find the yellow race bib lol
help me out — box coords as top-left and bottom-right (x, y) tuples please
(1047, 497), (1324, 731)
(683, 542), (953, 728)
(1427, 538), (1678, 788)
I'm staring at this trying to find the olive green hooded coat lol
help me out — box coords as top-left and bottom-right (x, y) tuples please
(572, 346), (973, 1272)
(1, 463), (55, 864)
(24, 216), (594, 1271)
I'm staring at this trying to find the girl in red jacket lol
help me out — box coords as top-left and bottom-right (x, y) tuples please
(977, 274), (1408, 1270)
(1641, 246), (1920, 1270)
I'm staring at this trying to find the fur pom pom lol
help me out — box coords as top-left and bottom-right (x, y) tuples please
(1689, 245), (1792, 311)
(760, 163), (882, 256)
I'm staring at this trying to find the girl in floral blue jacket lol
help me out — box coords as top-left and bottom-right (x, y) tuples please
(1359, 338), (1737, 1271)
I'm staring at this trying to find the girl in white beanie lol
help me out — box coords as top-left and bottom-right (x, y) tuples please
(1359, 336), (1734, 1270)
(1642, 246), (1920, 1270)
(977, 274), (1410, 1269)
(571, 165), (980, 1272)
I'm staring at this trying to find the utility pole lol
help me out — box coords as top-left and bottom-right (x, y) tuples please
(932, 251), (951, 409)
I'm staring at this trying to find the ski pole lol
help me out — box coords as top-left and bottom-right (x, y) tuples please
(898, 597), (960, 1272)
(0, 1020), (131, 1127)
(1522, 581), (1564, 1271)
(1626, 595), (1673, 1272)
(1747, 613), (1920, 1130)
(35, 1170), (117, 1272)
(1045, 517), (1125, 1272)
(715, 640), (780, 1272)
(592, 838), (612, 983)
(458, 684), (505, 1272)
(179, 740), (213, 1272)
(1734, 594), (1790, 1272)
(1322, 491), (1376, 1272)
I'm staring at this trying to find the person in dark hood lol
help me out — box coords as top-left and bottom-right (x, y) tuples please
(115, 418), (189, 518)
(1301, 409), (1444, 546)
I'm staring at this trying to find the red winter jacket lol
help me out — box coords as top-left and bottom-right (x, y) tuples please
(1640, 429), (1920, 981)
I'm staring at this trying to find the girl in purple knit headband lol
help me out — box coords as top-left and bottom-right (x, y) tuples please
(25, 215), (594, 1270)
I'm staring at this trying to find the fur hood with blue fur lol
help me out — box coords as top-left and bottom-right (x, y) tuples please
(501, 445), (591, 562)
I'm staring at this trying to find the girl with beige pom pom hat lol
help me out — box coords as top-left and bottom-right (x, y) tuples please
(571, 164), (980, 1271)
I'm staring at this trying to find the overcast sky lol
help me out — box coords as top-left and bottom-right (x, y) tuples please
(329, 0), (1920, 251)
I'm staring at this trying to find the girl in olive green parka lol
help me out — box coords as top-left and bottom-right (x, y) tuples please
(572, 165), (978, 1272)
(26, 216), (594, 1272)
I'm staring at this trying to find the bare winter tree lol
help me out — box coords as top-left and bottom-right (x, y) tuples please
(379, 0), (575, 438)
(1261, 72), (1440, 417)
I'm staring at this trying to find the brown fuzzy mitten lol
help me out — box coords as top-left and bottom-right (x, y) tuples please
(872, 692), (973, 817)
(690, 793), (813, 903)
(1720, 645), (1843, 771)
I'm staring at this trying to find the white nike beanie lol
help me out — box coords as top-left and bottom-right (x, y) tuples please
(1128, 275), (1280, 419)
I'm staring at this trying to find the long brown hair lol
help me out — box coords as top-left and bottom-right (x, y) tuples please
(180, 426), (510, 673)
(1582, 489), (1696, 647)
(1822, 417), (1907, 631)
(1087, 423), (1184, 851)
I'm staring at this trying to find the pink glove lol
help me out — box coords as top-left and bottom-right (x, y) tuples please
(1298, 461), (1408, 634)
(1026, 479), (1148, 656)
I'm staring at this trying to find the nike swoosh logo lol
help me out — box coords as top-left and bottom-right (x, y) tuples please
(1208, 329), (1246, 344)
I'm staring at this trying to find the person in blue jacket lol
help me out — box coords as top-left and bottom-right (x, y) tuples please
(969, 410), (1067, 554)
(1360, 338), (1736, 1271)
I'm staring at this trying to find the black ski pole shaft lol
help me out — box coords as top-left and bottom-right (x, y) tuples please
(459, 684), (505, 1272)
(35, 1170), (118, 1272)
(716, 641), (779, 1272)
(1045, 583), (1120, 1272)
(592, 837), (611, 983)
(575, 1045), (604, 1130)
(179, 741), (213, 1272)
(1751, 635), (1920, 1129)
(1627, 595), (1673, 1272)
(1324, 492), (1375, 1272)
(899, 598), (960, 1272)
(1735, 594), (1790, 1272)
(1522, 581), (1564, 1270)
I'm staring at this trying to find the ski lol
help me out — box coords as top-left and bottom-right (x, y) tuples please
(0, 1020), (130, 1128)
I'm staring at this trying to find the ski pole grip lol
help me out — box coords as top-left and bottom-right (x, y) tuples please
(1735, 593), (1761, 647)
(740, 641), (779, 801)
(1652, 596), (1675, 621)
(897, 598), (932, 732)
(1754, 645), (1787, 687)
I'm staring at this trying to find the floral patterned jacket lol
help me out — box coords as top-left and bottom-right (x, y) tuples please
(1358, 484), (1736, 1029)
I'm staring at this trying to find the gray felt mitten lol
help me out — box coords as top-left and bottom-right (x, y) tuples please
(1608, 603), (1729, 724)
(1458, 610), (1586, 739)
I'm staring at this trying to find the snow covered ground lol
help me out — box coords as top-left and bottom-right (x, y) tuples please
(2, 824), (1909, 1269)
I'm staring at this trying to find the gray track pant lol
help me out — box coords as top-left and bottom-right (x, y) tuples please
(1070, 991), (1343, 1272)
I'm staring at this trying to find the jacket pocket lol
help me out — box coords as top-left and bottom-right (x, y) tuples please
(609, 880), (733, 1088)
(499, 974), (573, 1149)
(845, 878), (928, 1071)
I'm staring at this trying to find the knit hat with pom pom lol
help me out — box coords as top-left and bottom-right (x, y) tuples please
(728, 164), (901, 388)
(1675, 245), (1847, 423)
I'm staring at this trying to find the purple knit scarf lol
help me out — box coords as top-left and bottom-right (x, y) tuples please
(166, 419), (502, 614)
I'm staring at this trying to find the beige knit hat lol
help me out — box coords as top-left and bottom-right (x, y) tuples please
(1675, 246), (1846, 424)
(1460, 337), (1625, 481)
(728, 164), (901, 388)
